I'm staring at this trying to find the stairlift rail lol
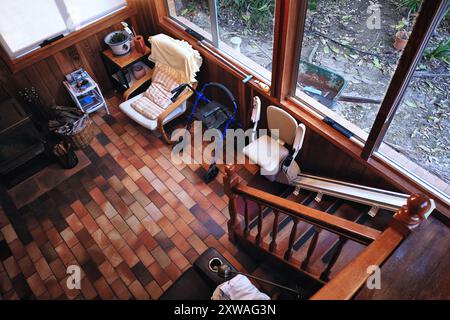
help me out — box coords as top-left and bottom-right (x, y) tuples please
(292, 173), (411, 214)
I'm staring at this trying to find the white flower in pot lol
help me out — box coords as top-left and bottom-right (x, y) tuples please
(105, 30), (131, 56)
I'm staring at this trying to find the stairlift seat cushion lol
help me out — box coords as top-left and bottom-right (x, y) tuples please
(243, 135), (289, 175)
(267, 106), (298, 146)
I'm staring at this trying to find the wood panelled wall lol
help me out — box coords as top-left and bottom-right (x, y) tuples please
(0, 0), (397, 192)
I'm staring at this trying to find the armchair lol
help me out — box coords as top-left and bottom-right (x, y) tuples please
(119, 34), (202, 144)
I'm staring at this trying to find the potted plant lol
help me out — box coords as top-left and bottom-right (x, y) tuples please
(393, 30), (410, 51)
(104, 30), (131, 56)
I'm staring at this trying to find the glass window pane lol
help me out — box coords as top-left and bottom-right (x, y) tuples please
(63, 0), (127, 30)
(380, 13), (450, 196)
(217, 0), (276, 79)
(295, 0), (422, 137)
(167, 0), (213, 41)
(0, 0), (68, 58)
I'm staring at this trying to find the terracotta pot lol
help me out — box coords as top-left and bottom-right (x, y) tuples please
(134, 35), (146, 54)
(132, 65), (146, 80)
(393, 31), (409, 51)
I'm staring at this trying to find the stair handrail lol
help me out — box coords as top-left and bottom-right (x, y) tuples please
(223, 165), (434, 299)
(224, 165), (381, 245)
(311, 192), (434, 300)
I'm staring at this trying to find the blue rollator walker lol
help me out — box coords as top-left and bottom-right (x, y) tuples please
(171, 82), (241, 183)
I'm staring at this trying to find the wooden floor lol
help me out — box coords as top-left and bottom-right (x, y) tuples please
(0, 95), (448, 300)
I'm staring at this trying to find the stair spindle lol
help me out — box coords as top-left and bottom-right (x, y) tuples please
(301, 227), (321, 270)
(256, 203), (263, 245)
(320, 237), (347, 282)
(284, 218), (299, 261)
(243, 198), (249, 238)
(269, 210), (280, 252)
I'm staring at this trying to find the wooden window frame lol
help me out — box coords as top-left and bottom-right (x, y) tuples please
(0, 1), (137, 74)
(362, 0), (449, 159)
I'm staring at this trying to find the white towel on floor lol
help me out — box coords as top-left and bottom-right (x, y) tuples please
(211, 275), (270, 300)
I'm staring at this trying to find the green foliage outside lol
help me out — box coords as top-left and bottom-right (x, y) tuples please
(399, 0), (422, 12)
(217, 0), (275, 32)
(427, 38), (450, 65)
(179, 0), (275, 33)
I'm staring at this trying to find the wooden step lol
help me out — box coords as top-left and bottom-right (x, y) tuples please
(262, 192), (317, 250)
(274, 195), (337, 248)
(305, 202), (369, 279)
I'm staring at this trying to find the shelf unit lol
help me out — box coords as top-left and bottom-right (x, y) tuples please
(102, 45), (153, 97)
(63, 69), (110, 115)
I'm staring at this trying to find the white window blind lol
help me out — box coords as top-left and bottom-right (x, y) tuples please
(62, 0), (127, 31)
(0, 0), (127, 59)
(0, 0), (68, 58)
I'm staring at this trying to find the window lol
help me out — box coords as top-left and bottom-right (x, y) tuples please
(218, 0), (276, 78)
(0, 0), (68, 59)
(166, 0), (276, 80)
(166, 0), (213, 41)
(378, 13), (450, 197)
(0, 0), (127, 59)
(293, 0), (421, 138)
(63, 0), (127, 31)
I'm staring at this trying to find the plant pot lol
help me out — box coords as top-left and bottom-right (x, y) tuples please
(134, 35), (146, 54)
(53, 142), (79, 169)
(104, 31), (131, 56)
(132, 64), (146, 80)
(393, 31), (409, 51)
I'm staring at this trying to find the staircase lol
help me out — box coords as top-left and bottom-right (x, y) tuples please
(223, 165), (434, 299)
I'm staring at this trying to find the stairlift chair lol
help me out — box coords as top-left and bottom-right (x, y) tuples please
(243, 97), (306, 184)
(119, 34), (202, 144)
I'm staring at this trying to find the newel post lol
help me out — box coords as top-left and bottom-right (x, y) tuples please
(224, 165), (240, 243)
(391, 194), (435, 237)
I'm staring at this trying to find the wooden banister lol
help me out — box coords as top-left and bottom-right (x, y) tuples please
(311, 194), (434, 300)
(224, 165), (380, 246)
(224, 165), (434, 298)
(227, 181), (381, 245)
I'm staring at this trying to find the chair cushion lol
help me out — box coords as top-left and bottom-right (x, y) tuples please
(144, 66), (180, 107)
(242, 135), (289, 176)
(131, 95), (166, 120)
(120, 93), (187, 131)
(120, 93), (158, 130)
(131, 66), (181, 120)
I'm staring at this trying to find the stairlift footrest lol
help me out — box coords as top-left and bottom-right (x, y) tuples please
(314, 192), (323, 203)
(368, 206), (379, 218)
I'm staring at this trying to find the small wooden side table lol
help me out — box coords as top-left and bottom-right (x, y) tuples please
(101, 46), (153, 97)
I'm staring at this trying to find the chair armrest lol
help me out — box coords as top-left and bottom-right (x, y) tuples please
(157, 83), (198, 127)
